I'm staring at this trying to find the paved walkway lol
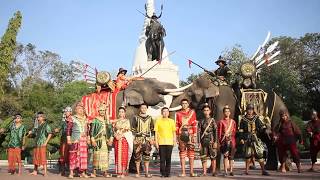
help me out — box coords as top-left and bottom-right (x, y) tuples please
(1, 161), (320, 180)
(1, 147), (319, 179)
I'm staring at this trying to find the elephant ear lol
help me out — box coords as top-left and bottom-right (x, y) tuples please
(125, 90), (144, 106)
(205, 85), (219, 98)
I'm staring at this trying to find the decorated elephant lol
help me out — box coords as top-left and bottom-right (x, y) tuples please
(168, 75), (237, 121)
(80, 77), (179, 123)
(167, 73), (290, 170)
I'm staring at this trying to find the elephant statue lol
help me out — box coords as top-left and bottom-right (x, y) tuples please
(167, 74), (290, 170)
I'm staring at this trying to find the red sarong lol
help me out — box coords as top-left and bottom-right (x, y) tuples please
(33, 146), (47, 166)
(114, 138), (129, 175)
(8, 148), (21, 171)
(69, 136), (88, 171)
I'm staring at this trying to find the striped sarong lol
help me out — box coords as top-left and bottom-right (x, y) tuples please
(69, 136), (88, 171)
(92, 136), (109, 171)
(114, 137), (129, 175)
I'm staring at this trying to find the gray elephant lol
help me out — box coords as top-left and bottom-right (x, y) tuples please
(167, 75), (290, 170)
(80, 78), (179, 123)
(168, 75), (237, 121)
(118, 78), (177, 119)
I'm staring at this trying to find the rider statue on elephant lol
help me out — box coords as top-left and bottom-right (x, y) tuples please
(145, 5), (166, 61)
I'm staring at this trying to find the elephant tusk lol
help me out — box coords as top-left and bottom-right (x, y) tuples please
(164, 83), (193, 93)
(168, 92), (184, 96)
(169, 105), (182, 111)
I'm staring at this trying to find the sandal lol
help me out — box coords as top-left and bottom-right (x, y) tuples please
(178, 174), (186, 177)
(117, 174), (124, 178)
(104, 174), (111, 178)
(68, 175), (74, 179)
(80, 174), (89, 178)
(30, 171), (38, 176)
(145, 174), (152, 178)
(308, 168), (315, 172)
(135, 174), (140, 178)
(190, 173), (198, 177)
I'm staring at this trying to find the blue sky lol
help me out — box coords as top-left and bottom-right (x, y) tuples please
(1, 0), (319, 81)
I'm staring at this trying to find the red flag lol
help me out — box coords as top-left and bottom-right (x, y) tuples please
(264, 54), (270, 65)
(188, 59), (192, 68)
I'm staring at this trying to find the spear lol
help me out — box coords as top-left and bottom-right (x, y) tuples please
(188, 59), (217, 78)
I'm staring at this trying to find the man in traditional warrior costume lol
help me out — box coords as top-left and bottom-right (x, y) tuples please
(115, 68), (130, 91)
(90, 104), (113, 177)
(306, 109), (320, 171)
(55, 107), (73, 176)
(198, 104), (218, 176)
(176, 99), (197, 177)
(115, 68), (143, 92)
(132, 103), (154, 178)
(239, 104), (269, 175)
(0, 114), (26, 175)
(28, 112), (52, 176)
(273, 110), (302, 173)
(207, 56), (232, 86)
(217, 105), (236, 176)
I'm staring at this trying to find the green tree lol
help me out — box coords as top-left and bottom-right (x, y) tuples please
(47, 60), (81, 88)
(221, 44), (248, 84)
(258, 34), (320, 115)
(0, 11), (22, 96)
(180, 73), (201, 86)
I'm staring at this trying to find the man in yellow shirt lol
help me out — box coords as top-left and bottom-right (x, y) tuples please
(155, 107), (176, 178)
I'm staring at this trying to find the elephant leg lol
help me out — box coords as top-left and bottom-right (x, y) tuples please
(158, 40), (162, 61)
(145, 39), (153, 61)
(160, 40), (164, 60)
(152, 41), (157, 60)
(265, 142), (278, 170)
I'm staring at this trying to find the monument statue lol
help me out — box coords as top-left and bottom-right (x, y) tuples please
(144, 4), (166, 61)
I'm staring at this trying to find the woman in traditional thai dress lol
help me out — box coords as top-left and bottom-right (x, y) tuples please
(67, 103), (89, 178)
(113, 107), (133, 178)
